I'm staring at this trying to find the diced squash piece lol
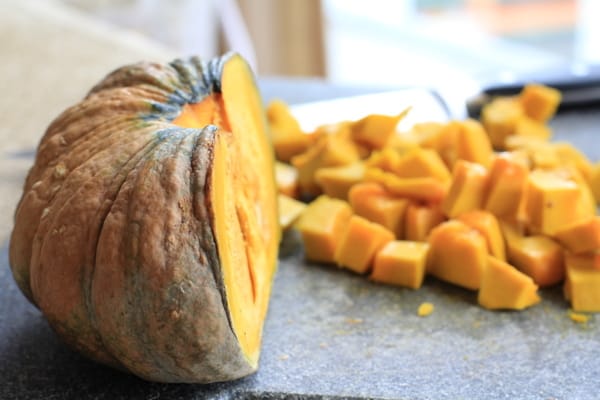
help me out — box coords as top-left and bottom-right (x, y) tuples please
(530, 143), (561, 170)
(334, 215), (395, 274)
(394, 147), (451, 182)
(592, 162), (600, 204)
(314, 162), (365, 200)
(350, 110), (408, 149)
(484, 153), (529, 219)
(366, 168), (448, 203)
(454, 119), (494, 167)
(278, 194), (306, 230)
(291, 132), (360, 197)
(275, 161), (299, 198)
(385, 132), (420, 153)
(519, 83), (561, 123)
(295, 195), (353, 263)
(404, 203), (446, 242)
(348, 182), (409, 238)
(481, 97), (523, 150)
(513, 116), (552, 141)
(525, 169), (594, 235)
(553, 142), (594, 182)
(411, 122), (456, 168)
(410, 122), (446, 146)
(442, 160), (489, 218)
(267, 100), (312, 162)
(457, 210), (506, 261)
(564, 253), (600, 312)
(478, 256), (540, 310)
(504, 135), (547, 154)
(427, 220), (488, 290)
(365, 147), (401, 173)
(370, 241), (430, 289)
(501, 221), (565, 287)
(554, 216), (600, 254)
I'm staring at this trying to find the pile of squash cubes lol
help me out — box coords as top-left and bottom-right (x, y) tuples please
(270, 84), (600, 313)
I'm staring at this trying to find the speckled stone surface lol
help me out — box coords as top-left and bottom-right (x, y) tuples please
(1, 87), (599, 399)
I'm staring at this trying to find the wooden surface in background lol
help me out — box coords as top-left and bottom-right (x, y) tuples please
(237, 0), (325, 77)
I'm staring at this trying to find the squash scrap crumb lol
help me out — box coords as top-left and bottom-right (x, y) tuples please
(417, 302), (434, 317)
(345, 317), (364, 324)
(568, 311), (590, 324)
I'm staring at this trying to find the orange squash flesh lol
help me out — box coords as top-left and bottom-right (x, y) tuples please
(564, 253), (600, 312)
(278, 194), (306, 230)
(457, 210), (506, 261)
(501, 221), (565, 287)
(275, 161), (300, 198)
(348, 182), (409, 238)
(315, 161), (366, 200)
(454, 119), (494, 167)
(371, 240), (429, 289)
(335, 215), (395, 274)
(442, 160), (489, 218)
(484, 153), (529, 219)
(295, 195), (353, 264)
(478, 256), (541, 310)
(427, 220), (488, 290)
(524, 169), (593, 236)
(171, 57), (280, 370)
(404, 203), (446, 242)
(554, 216), (600, 254)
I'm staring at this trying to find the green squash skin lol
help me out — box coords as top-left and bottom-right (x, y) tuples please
(9, 53), (276, 383)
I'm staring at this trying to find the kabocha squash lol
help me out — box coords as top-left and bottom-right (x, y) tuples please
(9, 53), (280, 383)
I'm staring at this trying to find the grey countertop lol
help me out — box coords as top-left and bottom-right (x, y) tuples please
(1, 78), (600, 399)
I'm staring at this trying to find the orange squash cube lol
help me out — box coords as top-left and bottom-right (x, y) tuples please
(314, 162), (366, 200)
(267, 100), (312, 162)
(393, 147), (451, 182)
(427, 220), (488, 290)
(365, 168), (448, 203)
(519, 83), (561, 123)
(291, 132), (360, 197)
(478, 256), (541, 310)
(454, 119), (494, 167)
(513, 116), (552, 141)
(411, 121), (456, 167)
(350, 110), (408, 149)
(275, 161), (299, 198)
(442, 160), (489, 218)
(457, 210), (506, 261)
(553, 142), (594, 182)
(366, 147), (402, 173)
(481, 97), (524, 149)
(278, 194), (306, 230)
(371, 241), (430, 289)
(484, 153), (529, 219)
(348, 182), (409, 238)
(524, 169), (594, 235)
(295, 195), (353, 263)
(404, 202), (446, 242)
(554, 216), (600, 254)
(592, 162), (600, 204)
(334, 215), (395, 274)
(500, 221), (565, 287)
(564, 253), (600, 312)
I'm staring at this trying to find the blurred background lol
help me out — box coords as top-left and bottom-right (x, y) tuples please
(60, 0), (599, 89)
